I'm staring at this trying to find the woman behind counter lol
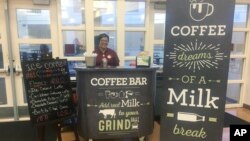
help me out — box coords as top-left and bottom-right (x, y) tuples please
(93, 33), (120, 67)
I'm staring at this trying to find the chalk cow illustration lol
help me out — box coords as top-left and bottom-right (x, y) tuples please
(99, 109), (116, 118)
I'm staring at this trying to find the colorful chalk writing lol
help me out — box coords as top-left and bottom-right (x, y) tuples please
(22, 59), (75, 125)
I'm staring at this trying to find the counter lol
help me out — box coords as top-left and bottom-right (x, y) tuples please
(75, 67), (156, 140)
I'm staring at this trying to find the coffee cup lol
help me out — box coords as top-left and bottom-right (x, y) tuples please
(190, 2), (214, 21)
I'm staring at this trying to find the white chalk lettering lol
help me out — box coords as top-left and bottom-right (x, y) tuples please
(167, 88), (219, 109)
(90, 77), (148, 86)
(171, 25), (226, 36)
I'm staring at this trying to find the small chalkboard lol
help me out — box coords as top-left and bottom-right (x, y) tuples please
(21, 59), (75, 125)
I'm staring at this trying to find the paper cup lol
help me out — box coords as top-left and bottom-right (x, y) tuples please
(85, 56), (96, 67)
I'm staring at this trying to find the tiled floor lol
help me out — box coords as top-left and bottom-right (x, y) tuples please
(61, 107), (250, 141)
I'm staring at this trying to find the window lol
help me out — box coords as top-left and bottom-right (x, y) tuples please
(67, 61), (85, 77)
(227, 4), (249, 104)
(233, 5), (248, 28)
(226, 83), (241, 104)
(125, 0), (145, 27)
(16, 9), (51, 39)
(0, 78), (7, 105)
(231, 32), (246, 55)
(62, 31), (86, 57)
(228, 58), (243, 80)
(61, 0), (85, 26)
(125, 32), (145, 56)
(94, 1), (116, 26)
(153, 45), (164, 65)
(19, 44), (52, 61)
(154, 13), (165, 40)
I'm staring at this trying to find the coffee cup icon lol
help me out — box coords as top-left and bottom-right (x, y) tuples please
(190, 2), (214, 21)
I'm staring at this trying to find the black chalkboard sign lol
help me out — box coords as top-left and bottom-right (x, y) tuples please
(76, 68), (156, 139)
(21, 59), (75, 125)
(161, 0), (235, 141)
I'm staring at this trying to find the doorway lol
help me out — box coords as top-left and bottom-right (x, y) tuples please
(0, 0), (58, 121)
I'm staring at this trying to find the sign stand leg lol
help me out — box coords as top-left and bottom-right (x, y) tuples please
(56, 117), (79, 141)
(139, 136), (145, 141)
(55, 123), (62, 141)
(73, 122), (80, 141)
(36, 126), (45, 141)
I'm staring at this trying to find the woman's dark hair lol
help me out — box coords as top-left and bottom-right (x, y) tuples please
(98, 33), (109, 42)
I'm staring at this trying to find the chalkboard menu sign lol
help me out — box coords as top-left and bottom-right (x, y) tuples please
(22, 59), (75, 125)
(76, 68), (156, 139)
(161, 0), (235, 141)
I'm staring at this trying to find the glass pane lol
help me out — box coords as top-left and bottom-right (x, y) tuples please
(125, 1), (145, 27)
(226, 83), (241, 104)
(124, 60), (136, 67)
(125, 32), (144, 56)
(0, 108), (13, 119)
(228, 58), (243, 80)
(19, 44), (52, 61)
(233, 5), (248, 28)
(154, 13), (165, 40)
(16, 9), (51, 39)
(153, 45), (164, 65)
(0, 78), (7, 105)
(68, 61), (85, 77)
(231, 32), (246, 55)
(18, 106), (29, 118)
(63, 31), (86, 57)
(94, 31), (117, 51)
(61, 0), (85, 26)
(94, 1), (116, 26)
(0, 44), (3, 68)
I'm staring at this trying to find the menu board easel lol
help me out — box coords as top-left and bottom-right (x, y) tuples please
(21, 59), (76, 141)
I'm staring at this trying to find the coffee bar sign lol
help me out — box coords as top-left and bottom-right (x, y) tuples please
(76, 69), (155, 139)
(161, 0), (235, 141)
